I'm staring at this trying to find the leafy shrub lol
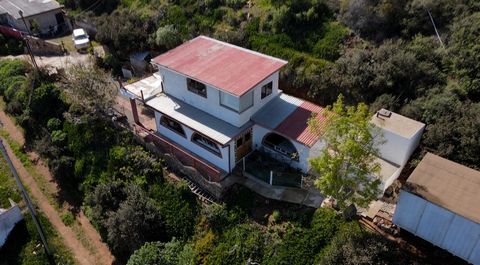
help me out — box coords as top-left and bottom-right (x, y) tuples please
(207, 224), (265, 265)
(47, 118), (62, 132)
(317, 222), (400, 265)
(154, 25), (182, 50)
(149, 182), (199, 240)
(127, 238), (185, 265)
(313, 22), (349, 60)
(61, 211), (75, 226)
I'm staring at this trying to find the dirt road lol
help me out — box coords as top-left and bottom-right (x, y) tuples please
(0, 108), (114, 265)
(0, 53), (91, 69)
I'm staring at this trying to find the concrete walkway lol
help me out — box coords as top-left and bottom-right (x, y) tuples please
(232, 174), (324, 208)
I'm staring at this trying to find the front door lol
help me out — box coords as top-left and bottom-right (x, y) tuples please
(235, 129), (252, 162)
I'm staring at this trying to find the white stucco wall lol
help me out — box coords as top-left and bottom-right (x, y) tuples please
(154, 112), (234, 173)
(394, 191), (480, 265)
(8, 10), (69, 34)
(377, 126), (424, 167)
(159, 66), (279, 127)
(0, 204), (23, 248)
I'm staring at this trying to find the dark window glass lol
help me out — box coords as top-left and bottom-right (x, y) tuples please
(160, 116), (185, 137)
(236, 137), (243, 147)
(261, 82), (273, 99)
(192, 133), (221, 155)
(244, 131), (252, 141)
(187, 78), (207, 97)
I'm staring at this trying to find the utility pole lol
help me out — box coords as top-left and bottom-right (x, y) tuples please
(18, 10), (40, 72)
(0, 139), (53, 262)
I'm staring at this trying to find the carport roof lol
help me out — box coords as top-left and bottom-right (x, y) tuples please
(405, 152), (480, 223)
(252, 93), (331, 147)
(0, 0), (62, 19)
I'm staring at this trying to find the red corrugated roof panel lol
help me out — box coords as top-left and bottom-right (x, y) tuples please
(275, 101), (331, 147)
(152, 36), (288, 96)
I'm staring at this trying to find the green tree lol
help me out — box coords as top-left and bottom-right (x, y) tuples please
(60, 63), (117, 113)
(127, 238), (184, 265)
(317, 222), (402, 265)
(105, 185), (167, 261)
(154, 25), (182, 50)
(308, 95), (382, 209)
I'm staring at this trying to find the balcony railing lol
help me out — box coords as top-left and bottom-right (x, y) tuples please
(242, 150), (303, 188)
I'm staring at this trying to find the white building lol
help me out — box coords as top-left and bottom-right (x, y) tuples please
(0, 0), (71, 36)
(393, 153), (480, 265)
(122, 36), (424, 191)
(0, 200), (23, 248)
(370, 109), (425, 191)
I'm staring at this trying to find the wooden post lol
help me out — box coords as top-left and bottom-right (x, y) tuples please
(130, 98), (140, 125)
(269, 171), (273, 185)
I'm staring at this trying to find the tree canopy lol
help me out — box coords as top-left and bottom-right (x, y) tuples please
(309, 95), (382, 209)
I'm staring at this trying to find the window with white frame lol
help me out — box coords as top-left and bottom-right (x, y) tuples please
(160, 116), (186, 137)
(261, 82), (273, 99)
(192, 132), (221, 156)
(187, 78), (207, 97)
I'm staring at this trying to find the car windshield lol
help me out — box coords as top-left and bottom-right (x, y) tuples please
(75, 34), (87, 40)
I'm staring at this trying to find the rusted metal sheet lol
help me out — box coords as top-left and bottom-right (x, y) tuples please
(275, 101), (329, 147)
(152, 36), (287, 97)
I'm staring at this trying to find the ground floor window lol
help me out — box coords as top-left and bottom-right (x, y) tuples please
(160, 115), (185, 137)
(192, 132), (221, 156)
(262, 132), (299, 161)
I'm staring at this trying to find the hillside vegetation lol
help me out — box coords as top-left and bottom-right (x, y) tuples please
(67, 0), (480, 170)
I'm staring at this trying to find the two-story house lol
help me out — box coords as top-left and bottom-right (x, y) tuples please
(122, 36), (424, 192)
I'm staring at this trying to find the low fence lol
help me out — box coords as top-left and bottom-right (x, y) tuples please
(26, 36), (65, 56)
(242, 151), (303, 188)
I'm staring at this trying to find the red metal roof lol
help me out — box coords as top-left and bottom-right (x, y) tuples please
(152, 36), (287, 96)
(275, 101), (330, 147)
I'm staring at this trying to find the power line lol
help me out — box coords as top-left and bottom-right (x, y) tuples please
(427, 9), (445, 50)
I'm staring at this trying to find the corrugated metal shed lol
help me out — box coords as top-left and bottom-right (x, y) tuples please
(152, 36), (287, 97)
(0, 0), (62, 19)
(146, 93), (252, 145)
(394, 191), (480, 265)
(406, 153), (480, 224)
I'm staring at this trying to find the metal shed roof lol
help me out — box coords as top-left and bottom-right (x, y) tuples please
(146, 93), (252, 145)
(252, 93), (330, 147)
(405, 152), (480, 224)
(0, 0), (62, 19)
(152, 36), (287, 97)
(122, 74), (162, 101)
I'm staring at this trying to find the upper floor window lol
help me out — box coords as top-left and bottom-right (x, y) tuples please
(160, 116), (185, 137)
(187, 78), (207, 97)
(261, 82), (273, 99)
(192, 132), (221, 156)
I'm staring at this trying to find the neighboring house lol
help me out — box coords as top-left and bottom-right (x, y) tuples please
(121, 36), (424, 191)
(0, 200), (23, 248)
(393, 153), (480, 265)
(0, 0), (71, 36)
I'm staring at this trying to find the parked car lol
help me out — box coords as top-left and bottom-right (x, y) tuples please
(72, 28), (90, 50)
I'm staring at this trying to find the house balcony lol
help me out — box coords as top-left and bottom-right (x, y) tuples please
(241, 149), (303, 188)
